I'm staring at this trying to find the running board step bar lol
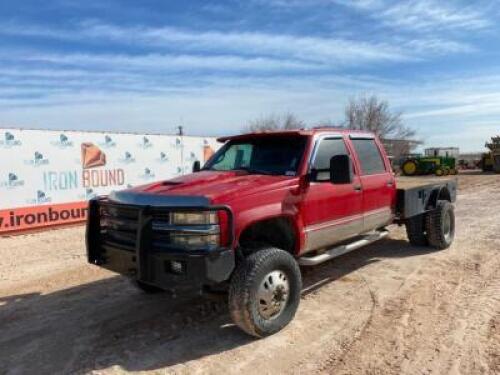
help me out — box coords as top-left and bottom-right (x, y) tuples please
(298, 229), (389, 266)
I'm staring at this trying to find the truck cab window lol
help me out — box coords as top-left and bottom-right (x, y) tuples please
(312, 138), (349, 180)
(212, 144), (253, 170)
(205, 136), (307, 175)
(351, 139), (386, 175)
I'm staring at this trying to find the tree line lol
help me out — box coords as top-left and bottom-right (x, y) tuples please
(242, 95), (419, 159)
(243, 95), (413, 141)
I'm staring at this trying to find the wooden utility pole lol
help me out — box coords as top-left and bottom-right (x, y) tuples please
(178, 126), (185, 174)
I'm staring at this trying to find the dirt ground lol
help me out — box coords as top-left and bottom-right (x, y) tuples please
(1, 171), (499, 375)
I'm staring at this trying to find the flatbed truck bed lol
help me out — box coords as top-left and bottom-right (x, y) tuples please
(395, 176), (457, 221)
(396, 176), (457, 190)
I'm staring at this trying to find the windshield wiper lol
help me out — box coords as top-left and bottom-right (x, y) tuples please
(234, 167), (276, 175)
(201, 166), (278, 175)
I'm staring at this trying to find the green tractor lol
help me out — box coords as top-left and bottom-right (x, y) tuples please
(402, 155), (457, 177)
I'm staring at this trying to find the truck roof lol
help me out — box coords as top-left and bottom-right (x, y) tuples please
(217, 128), (375, 143)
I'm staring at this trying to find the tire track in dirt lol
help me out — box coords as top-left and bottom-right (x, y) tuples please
(318, 175), (500, 375)
(1, 173), (499, 374)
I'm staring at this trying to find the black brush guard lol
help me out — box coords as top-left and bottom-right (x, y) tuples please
(86, 197), (235, 290)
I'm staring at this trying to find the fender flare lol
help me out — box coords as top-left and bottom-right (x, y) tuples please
(236, 214), (303, 255)
(427, 186), (452, 210)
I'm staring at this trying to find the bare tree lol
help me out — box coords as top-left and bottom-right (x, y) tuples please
(344, 95), (415, 139)
(243, 112), (305, 133)
(344, 95), (420, 166)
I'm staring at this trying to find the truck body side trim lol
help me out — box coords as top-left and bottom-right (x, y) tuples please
(303, 207), (392, 252)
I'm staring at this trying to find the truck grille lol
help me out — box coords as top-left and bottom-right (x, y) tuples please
(99, 204), (176, 252)
(96, 201), (225, 253)
(100, 205), (140, 252)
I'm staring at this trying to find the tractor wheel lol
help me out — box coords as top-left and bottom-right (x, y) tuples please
(443, 167), (450, 176)
(449, 168), (458, 175)
(402, 160), (418, 176)
(435, 168), (444, 177)
(228, 247), (302, 337)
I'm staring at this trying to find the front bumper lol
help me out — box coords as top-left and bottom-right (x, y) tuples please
(86, 197), (235, 290)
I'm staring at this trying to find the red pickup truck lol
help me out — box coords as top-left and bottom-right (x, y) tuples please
(87, 129), (457, 337)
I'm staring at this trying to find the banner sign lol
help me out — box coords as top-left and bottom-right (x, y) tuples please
(0, 128), (220, 234)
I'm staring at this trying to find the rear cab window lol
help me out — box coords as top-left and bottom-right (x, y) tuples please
(351, 138), (387, 175)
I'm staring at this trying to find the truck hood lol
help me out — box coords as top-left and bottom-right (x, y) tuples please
(126, 170), (298, 203)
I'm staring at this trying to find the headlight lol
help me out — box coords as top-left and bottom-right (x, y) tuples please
(170, 233), (220, 248)
(170, 211), (218, 225)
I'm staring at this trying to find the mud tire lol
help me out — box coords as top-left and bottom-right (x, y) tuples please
(426, 200), (455, 250)
(228, 247), (301, 338)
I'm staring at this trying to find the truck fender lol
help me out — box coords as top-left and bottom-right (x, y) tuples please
(236, 212), (304, 255)
(427, 186), (452, 210)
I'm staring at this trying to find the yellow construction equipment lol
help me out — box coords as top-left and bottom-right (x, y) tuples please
(485, 136), (500, 173)
(482, 153), (494, 172)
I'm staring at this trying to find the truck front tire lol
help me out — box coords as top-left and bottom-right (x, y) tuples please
(426, 200), (455, 249)
(228, 247), (302, 338)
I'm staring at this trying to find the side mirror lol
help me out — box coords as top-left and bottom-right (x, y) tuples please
(330, 155), (352, 184)
(192, 160), (201, 173)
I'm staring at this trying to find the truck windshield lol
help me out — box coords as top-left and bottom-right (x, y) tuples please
(203, 136), (307, 176)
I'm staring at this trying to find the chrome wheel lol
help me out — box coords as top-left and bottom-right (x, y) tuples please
(257, 270), (290, 320)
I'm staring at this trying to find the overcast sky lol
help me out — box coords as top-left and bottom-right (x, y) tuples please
(0, 0), (499, 152)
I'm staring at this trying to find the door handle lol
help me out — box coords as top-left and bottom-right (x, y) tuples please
(387, 179), (394, 186)
(354, 185), (362, 191)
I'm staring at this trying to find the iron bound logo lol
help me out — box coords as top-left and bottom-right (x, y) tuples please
(203, 139), (215, 162)
(43, 171), (79, 191)
(0, 173), (25, 188)
(98, 135), (117, 148)
(81, 143), (125, 188)
(43, 143), (125, 191)
(139, 167), (155, 179)
(51, 133), (74, 148)
(118, 151), (136, 164)
(157, 152), (169, 163)
(138, 136), (153, 149)
(0, 132), (22, 148)
(85, 188), (97, 199)
(81, 143), (106, 169)
(176, 166), (191, 175)
(78, 188), (97, 200)
(26, 190), (52, 204)
(172, 137), (182, 148)
(24, 151), (49, 166)
(186, 151), (197, 161)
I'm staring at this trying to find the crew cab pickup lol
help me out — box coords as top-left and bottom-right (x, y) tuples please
(87, 129), (457, 337)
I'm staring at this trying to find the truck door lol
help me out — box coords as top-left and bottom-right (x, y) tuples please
(348, 136), (395, 232)
(301, 135), (364, 252)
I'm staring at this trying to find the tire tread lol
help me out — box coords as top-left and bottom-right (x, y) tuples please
(228, 247), (301, 337)
(426, 200), (454, 250)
